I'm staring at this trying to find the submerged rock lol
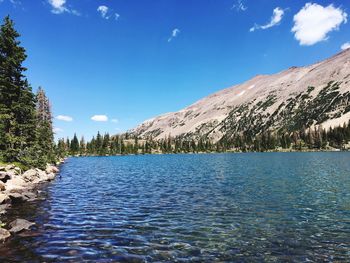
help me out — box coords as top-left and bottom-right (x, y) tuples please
(7, 193), (29, 204)
(8, 219), (35, 233)
(0, 204), (10, 215)
(0, 228), (11, 242)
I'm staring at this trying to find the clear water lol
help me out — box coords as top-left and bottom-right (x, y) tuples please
(1, 153), (350, 262)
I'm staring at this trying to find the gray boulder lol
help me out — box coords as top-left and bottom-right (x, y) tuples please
(22, 169), (38, 182)
(8, 219), (35, 233)
(46, 165), (59, 174)
(4, 176), (27, 192)
(0, 228), (11, 242)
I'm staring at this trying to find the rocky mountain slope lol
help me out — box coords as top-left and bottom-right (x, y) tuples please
(130, 49), (350, 142)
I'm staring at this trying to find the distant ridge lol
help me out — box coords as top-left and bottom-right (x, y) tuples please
(130, 49), (350, 142)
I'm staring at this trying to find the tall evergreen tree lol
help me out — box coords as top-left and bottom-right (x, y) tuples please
(0, 16), (37, 162)
(36, 87), (54, 162)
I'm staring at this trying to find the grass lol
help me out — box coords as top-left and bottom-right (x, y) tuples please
(0, 158), (29, 171)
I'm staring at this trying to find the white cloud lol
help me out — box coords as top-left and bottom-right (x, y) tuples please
(53, 127), (63, 133)
(56, 115), (73, 122)
(250, 7), (284, 32)
(48, 0), (67, 14)
(97, 5), (109, 18)
(97, 5), (120, 20)
(292, 3), (347, 46)
(231, 0), (247, 12)
(111, 119), (119, 123)
(341, 42), (350, 50)
(48, 0), (79, 15)
(91, 115), (108, 122)
(168, 28), (180, 42)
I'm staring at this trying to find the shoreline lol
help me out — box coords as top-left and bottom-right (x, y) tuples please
(0, 159), (65, 242)
(70, 147), (349, 158)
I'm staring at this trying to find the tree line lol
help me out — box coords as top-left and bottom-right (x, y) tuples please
(58, 121), (350, 157)
(0, 16), (55, 168)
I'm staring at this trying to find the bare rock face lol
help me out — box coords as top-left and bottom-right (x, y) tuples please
(130, 49), (350, 142)
(8, 219), (35, 233)
(0, 228), (11, 242)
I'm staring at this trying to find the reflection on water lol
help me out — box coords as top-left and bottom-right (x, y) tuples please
(1, 152), (350, 262)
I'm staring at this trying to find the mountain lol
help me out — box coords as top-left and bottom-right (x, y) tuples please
(130, 49), (350, 142)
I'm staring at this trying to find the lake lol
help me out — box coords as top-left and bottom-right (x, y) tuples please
(1, 153), (350, 262)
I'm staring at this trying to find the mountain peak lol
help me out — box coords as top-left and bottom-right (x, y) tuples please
(130, 51), (350, 142)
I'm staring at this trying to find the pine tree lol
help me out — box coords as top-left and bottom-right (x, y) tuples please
(36, 87), (54, 162)
(70, 133), (79, 155)
(79, 136), (86, 155)
(0, 16), (37, 162)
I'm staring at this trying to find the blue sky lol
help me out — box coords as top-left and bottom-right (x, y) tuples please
(0, 0), (349, 140)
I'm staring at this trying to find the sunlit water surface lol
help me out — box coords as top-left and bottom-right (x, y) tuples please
(1, 153), (350, 262)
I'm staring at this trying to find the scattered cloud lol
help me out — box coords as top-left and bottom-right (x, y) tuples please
(47, 0), (79, 15)
(91, 115), (108, 122)
(53, 127), (63, 133)
(97, 5), (108, 18)
(56, 115), (73, 122)
(292, 3), (347, 46)
(0, 0), (21, 5)
(111, 119), (119, 123)
(231, 0), (247, 12)
(250, 7), (284, 32)
(341, 42), (350, 50)
(168, 28), (180, 42)
(97, 5), (120, 20)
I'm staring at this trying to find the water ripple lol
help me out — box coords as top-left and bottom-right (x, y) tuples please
(1, 152), (350, 262)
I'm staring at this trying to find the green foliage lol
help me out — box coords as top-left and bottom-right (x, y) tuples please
(0, 16), (57, 168)
(0, 16), (37, 162)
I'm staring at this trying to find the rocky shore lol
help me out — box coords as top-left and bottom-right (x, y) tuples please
(0, 161), (63, 242)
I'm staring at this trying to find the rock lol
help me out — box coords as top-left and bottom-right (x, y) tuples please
(5, 164), (15, 171)
(0, 166), (5, 171)
(13, 167), (21, 175)
(0, 193), (10, 205)
(8, 219), (35, 233)
(46, 173), (56, 181)
(0, 172), (10, 183)
(4, 177), (27, 191)
(7, 192), (29, 203)
(0, 204), (10, 215)
(22, 169), (38, 182)
(21, 191), (37, 201)
(0, 181), (6, 191)
(0, 228), (11, 242)
(46, 165), (59, 174)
